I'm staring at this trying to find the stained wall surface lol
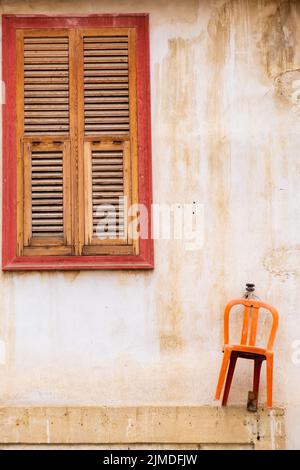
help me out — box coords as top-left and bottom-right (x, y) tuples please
(0, 0), (300, 449)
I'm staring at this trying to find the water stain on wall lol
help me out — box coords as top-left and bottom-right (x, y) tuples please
(154, 34), (203, 353)
(0, 272), (16, 401)
(156, 252), (185, 353)
(155, 35), (202, 200)
(257, 0), (300, 79)
(263, 245), (300, 280)
(205, 0), (232, 307)
(62, 271), (81, 283)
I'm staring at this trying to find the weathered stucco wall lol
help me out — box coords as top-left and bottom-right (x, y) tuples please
(0, 0), (300, 449)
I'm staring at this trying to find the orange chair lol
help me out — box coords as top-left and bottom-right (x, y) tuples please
(215, 299), (279, 408)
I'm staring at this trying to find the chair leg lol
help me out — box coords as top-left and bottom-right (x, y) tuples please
(253, 358), (264, 398)
(215, 349), (231, 401)
(266, 354), (274, 408)
(222, 353), (238, 406)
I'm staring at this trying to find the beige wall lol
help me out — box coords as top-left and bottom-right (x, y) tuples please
(0, 406), (286, 450)
(0, 0), (300, 449)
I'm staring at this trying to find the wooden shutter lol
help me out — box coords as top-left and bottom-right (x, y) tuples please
(23, 35), (69, 136)
(83, 140), (132, 255)
(16, 26), (139, 258)
(83, 33), (129, 135)
(23, 141), (71, 255)
(17, 30), (72, 256)
(79, 29), (139, 255)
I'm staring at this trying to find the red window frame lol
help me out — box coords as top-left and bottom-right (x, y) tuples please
(2, 14), (153, 270)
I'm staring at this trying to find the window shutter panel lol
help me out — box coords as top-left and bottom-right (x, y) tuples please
(17, 31), (72, 256)
(80, 30), (138, 255)
(23, 36), (70, 136)
(83, 140), (132, 255)
(83, 34), (129, 135)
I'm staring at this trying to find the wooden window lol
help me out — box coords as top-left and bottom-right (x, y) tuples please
(2, 15), (153, 270)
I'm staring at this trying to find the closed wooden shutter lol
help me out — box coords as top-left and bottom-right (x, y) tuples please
(16, 27), (139, 258)
(17, 30), (72, 256)
(23, 36), (69, 136)
(80, 29), (138, 255)
(23, 141), (72, 255)
(83, 140), (132, 255)
(83, 34), (129, 135)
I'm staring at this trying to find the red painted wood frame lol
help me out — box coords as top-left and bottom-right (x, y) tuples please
(2, 14), (153, 270)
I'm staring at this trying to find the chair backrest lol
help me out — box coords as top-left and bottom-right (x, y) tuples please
(224, 299), (279, 351)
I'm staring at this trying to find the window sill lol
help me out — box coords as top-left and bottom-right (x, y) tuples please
(2, 252), (154, 271)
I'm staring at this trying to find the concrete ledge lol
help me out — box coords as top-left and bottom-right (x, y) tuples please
(0, 406), (285, 450)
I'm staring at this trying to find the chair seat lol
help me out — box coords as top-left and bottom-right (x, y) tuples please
(215, 298), (278, 408)
(223, 344), (272, 356)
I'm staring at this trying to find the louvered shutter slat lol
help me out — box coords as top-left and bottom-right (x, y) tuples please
(30, 146), (64, 238)
(81, 30), (138, 254)
(83, 141), (131, 247)
(24, 36), (69, 136)
(22, 140), (72, 252)
(83, 35), (129, 136)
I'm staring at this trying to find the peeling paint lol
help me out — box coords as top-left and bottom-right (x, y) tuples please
(274, 68), (300, 113)
(263, 246), (300, 280)
(257, 0), (299, 79)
